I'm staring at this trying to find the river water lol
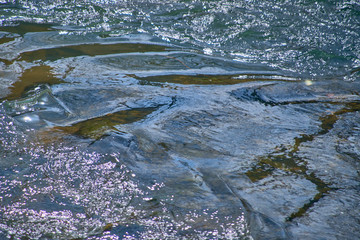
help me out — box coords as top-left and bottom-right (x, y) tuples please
(0, 1), (359, 239)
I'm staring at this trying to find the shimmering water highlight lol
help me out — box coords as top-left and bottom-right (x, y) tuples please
(1, 1), (360, 239)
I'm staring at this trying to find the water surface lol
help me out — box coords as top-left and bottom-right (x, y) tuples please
(0, 1), (359, 239)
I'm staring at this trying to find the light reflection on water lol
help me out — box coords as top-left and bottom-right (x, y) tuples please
(1, 0), (359, 80)
(0, 111), (252, 239)
(0, 0), (360, 239)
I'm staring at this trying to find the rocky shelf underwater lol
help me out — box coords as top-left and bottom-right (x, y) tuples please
(0, 1), (360, 239)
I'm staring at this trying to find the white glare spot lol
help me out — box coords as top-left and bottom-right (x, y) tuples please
(203, 48), (213, 55)
(23, 116), (32, 122)
(21, 115), (40, 123)
(305, 80), (313, 86)
(137, 28), (146, 33)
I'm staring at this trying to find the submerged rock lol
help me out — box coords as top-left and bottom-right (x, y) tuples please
(232, 81), (360, 105)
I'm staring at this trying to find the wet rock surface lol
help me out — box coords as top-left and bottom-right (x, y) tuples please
(1, 68), (360, 239)
(0, 5), (360, 237)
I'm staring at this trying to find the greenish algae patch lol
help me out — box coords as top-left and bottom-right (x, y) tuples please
(54, 107), (158, 139)
(0, 36), (15, 45)
(245, 153), (306, 182)
(18, 43), (168, 62)
(245, 100), (360, 221)
(133, 74), (290, 85)
(286, 173), (334, 222)
(0, 22), (54, 35)
(245, 151), (336, 222)
(5, 65), (65, 101)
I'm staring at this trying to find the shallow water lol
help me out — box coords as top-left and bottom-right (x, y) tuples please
(0, 1), (360, 239)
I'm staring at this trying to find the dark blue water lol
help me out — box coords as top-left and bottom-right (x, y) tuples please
(0, 1), (359, 239)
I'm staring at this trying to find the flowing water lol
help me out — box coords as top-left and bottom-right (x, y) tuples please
(0, 1), (360, 239)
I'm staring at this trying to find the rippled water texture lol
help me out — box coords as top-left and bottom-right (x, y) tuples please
(0, 1), (360, 239)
